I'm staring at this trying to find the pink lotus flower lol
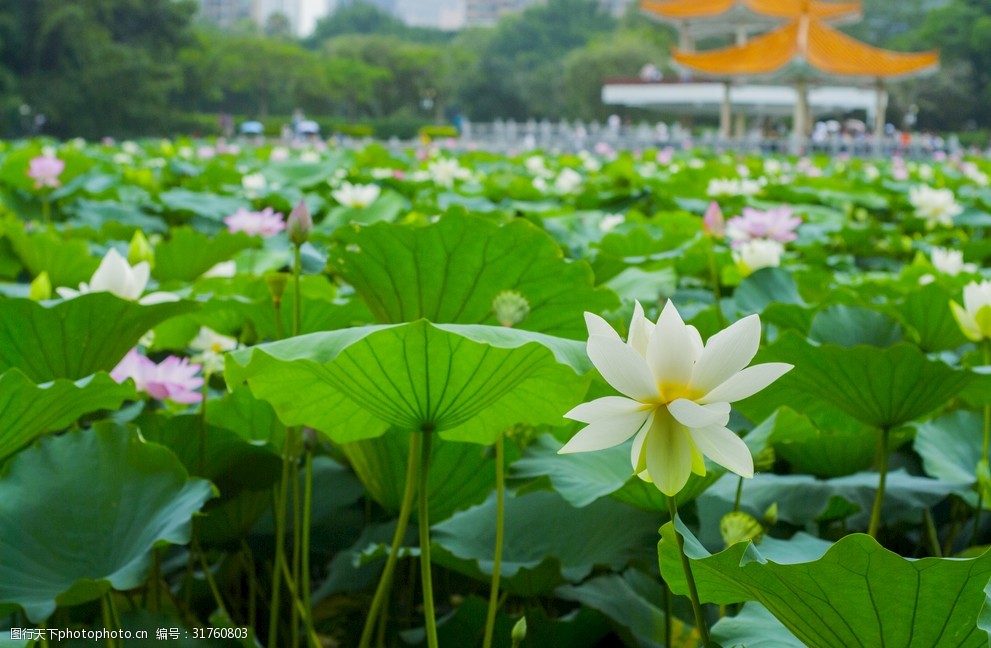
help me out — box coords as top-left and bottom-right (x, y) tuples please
(657, 147), (674, 165)
(111, 349), (204, 404)
(703, 201), (725, 237)
(224, 207), (285, 237)
(726, 206), (801, 248)
(27, 155), (65, 189)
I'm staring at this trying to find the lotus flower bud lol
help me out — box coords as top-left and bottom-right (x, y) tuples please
(29, 271), (51, 301)
(128, 230), (155, 269)
(287, 199), (313, 246)
(511, 616), (527, 646)
(265, 272), (290, 306)
(720, 510), (763, 548)
(492, 290), (530, 327)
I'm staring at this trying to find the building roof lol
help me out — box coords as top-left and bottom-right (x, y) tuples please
(641, 0), (860, 21)
(672, 15), (939, 80)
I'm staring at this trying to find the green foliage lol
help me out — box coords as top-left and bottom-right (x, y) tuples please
(659, 519), (991, 647)
(0, 425), (213, 621)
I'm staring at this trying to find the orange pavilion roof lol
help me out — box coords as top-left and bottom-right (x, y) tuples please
(671, 17), (939, 79)
(640, 0), (861, 22)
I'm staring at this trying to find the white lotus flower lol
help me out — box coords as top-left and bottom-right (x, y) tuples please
(734, 239), (784, 274)
(427, 158), (471, 187)
(560, 302), (791, 496)
(706, 178), (762, 198)
(189, 327), (238, 374)
(56, 248), (150, 301)
(554, 168), (584, 194)
(909, 185), (962, 229)
(931, 247), (977, 276)
(951, 280), (991, 342)
(332, 181), (381, 209)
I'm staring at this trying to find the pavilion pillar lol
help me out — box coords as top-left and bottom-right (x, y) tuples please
(873, 80), (888, 155)
(720, 81), (732, 141)
(791, 78), (809, 155)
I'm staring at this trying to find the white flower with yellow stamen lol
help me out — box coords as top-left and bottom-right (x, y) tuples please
(559, 301), (792, 496)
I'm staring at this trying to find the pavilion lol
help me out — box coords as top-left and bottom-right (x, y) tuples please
(604, 0), (939, 152)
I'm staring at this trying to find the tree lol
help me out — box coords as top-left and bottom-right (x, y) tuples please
(0, 0), (197, 137)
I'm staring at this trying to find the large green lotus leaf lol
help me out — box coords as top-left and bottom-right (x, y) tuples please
(738, 332), (970, 430)
(0, 425), (214, 621)
(913, 410), (983, 486)
(326, 215), (618, 339)
(732, 267), (813, 333)
(205, 386), (286, 447)
(895, 283), (970, 352)
(749, 407), (877, 477)
(511, 434), (720, 509)
(431, 490), (659, 596)
(511, 434), (633, 508)
(555, 570), (698, 648)
(0, 369), (135, 461)
(319, 190), (409, 231)
(1, 221), (99, 288)
(658, 520), (991, 648)
(710, 602), (805, 648)
(225, 320), (590, 444)
(695, 470), (963, 546)
(808, 304), (903, 347)
(0, 294), (197, 382)
(341, 429), (508, 522)
(66, 199), (168, 238)
(153, 227), (259, 283)
(590, 224), (697, 283)
(263, 160), (343, 188)
(156, 189), (250, 222)
(132, 414), (281, 499)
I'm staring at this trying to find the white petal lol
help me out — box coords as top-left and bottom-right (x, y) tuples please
(691, 314), (761, 393)
(584, 312), (621, 341)
(646, 301), (697, 387)
(668, 399), (730, 428)
(631, 414), (652, 474)
(688, 425), (754, 478)
(628, 301), (654, 356)
(565, 396), (650, 423)
(644, 411), (694, 496)
(686, 324), (704, 359)
(56, 286), (81, 300)
(587, 334), (659, 402)
(698, 363), (793, 404)
(138, 291), (180, 305)
(128, 261), (151, 299)
(559, 410), (650, 454)
(91, 249), (131, 297)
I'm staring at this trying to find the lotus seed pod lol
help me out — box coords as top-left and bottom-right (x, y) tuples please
(492, 290), (530, 327)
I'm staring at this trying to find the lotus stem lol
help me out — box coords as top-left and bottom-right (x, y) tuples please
(418, 429), (439, 648)
(664, 580), (673, 648)
(268, 427), (295, 648)
(41, 196), (51, 225)
(482, 434), (506, 648)
(732, 475), (744, 513)
(667, 496), (712, 648)
(193, 533), (230, 620)
(868, 426), (891, 539)
(705, 239), (727, 328)
(359, 430), (422, 648)
(301, 447), (316, 643)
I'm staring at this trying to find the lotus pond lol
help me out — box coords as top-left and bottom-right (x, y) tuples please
(2, 138), (991, 647)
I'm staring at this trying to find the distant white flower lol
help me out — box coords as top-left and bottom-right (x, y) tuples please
(735, 239), (784, 274)
(763, 159), (782, 176)
(918, 164), (934, 182)
(189, 327), (238, 375)
(121, 141), (140, 155)
(599, 214), (625, 232)
(554, 168), (584, 194)
(299, 150), (321, 163)
(269, 147), (290, 162)
(332, 182), (381, 208)
(201, 261), (237, 279)
(532, 177), (549, 193)
(909, 185), (962, 229)
(525, 156), (551, 177)
(427, 158), (471, 187)
(863, 165), (880, 182)
(242, 173), (267, 193)
(931, 247), (977, 276)
(707, 178), (762, 198)
(559, 301), (791, 496)
(56, 248), (175, 304)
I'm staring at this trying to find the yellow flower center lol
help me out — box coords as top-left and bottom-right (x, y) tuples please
(658, 382), (702, 405)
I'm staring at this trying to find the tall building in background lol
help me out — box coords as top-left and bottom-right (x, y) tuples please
(198, 0), (254, 28)
(463, 0), (543, 27)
